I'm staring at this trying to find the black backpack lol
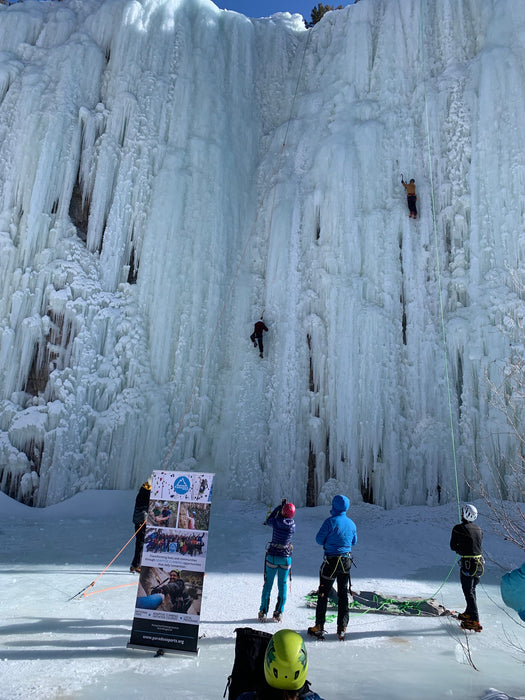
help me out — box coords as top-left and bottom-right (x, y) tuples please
(224, 627), (273, 699)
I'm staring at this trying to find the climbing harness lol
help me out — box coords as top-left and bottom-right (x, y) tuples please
(266, 541), (293, 555)
(459, 554), (485, 578)
(320, 554), (353, 580)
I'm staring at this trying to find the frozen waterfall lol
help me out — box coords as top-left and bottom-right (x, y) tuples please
(1, 0), (524, 509)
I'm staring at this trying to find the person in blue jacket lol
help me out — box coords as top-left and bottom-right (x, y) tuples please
(500, 562), (525, 621)
(258, 499), (296, 622)
(308, 494), (357, 640)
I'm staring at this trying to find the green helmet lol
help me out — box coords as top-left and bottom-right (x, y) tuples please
(264, 629), (308, 691)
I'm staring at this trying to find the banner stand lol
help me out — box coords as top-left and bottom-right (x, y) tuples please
(127, 643), (200, 656)
(127, 470), (214, 655)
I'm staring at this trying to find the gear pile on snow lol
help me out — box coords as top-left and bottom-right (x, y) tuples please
(306, 589), (449, 617)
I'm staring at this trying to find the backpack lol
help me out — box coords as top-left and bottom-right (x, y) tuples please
(224, 627), (272, 700)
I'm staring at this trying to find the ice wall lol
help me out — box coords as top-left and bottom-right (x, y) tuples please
(0, 0), (524, 508)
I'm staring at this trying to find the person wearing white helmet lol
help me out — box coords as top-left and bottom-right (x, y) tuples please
(449, 503), (484, 631)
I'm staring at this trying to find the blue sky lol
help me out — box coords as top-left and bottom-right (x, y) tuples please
(11, 1), (351, 20)
(213, 1), (349, 20)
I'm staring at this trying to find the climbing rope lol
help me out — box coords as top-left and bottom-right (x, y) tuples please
(69, 520), (146, 600)
(73, 25), (315, 598)
(260, 26), (313, 317)
(162, 25), (313, 469)
(417, 0), (461, 522)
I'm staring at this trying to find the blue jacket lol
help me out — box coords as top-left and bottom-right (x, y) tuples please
(500, 562), (525, 621)
(265, 505), (295, 557)
(315, 495), (357, 556)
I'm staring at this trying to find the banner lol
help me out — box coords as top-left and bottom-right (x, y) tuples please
(128, 470), (214, 654)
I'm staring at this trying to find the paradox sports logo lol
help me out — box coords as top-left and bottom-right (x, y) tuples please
(171, 475), (191, 497)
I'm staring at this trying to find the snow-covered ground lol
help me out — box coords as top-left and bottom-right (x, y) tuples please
(1, 489), (524, 699)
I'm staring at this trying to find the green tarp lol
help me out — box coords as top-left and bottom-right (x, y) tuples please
(306, 589), (450, 617)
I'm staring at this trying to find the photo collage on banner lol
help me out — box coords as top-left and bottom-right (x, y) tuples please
(128, 471), (214, 654)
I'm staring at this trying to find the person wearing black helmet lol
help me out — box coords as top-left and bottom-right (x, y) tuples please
(129, 478), (152, 573)
(450, 503), (484, 631)
(258, 499), (296, 622)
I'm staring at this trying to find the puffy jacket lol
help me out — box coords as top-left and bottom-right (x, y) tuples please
(500, 562), (525, 621)
(253, 320), (268, 336)
(266, 505), (295, 557)
(315, 495), (357, 556)
(449, 521), (483, 556)
(402, 180), (416, 196)
(132, 481), (151, 525)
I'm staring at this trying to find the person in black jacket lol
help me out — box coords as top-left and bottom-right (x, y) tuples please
(130, 478), (152, 573)
(250, 317), (269, 358)
(449, 503), (484, 631)
(152, 570), (192, 613)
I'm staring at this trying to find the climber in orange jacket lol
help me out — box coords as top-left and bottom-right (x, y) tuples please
(402, 177), (417, 219)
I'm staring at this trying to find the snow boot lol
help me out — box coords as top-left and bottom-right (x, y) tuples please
(307, 624), (325, 640)
(272, 611), (282, 622)
(260, 352), (263, 358)
(460, 619), (482, 632)
(129, 565), (141, 573)
(337, 628), (346, 641)
(457, 612), (470, 622)
(258, 611), (267, 622)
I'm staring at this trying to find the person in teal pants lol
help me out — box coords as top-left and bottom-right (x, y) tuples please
(258, 499), (296, 622)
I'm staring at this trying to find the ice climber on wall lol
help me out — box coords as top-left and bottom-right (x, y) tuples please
(251, 317), (268, 359)
(401, 177), (418, 218)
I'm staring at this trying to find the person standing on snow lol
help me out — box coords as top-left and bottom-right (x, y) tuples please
(250, 317), (268, 359)
(401, 177), (418, 218)
(449, 503), (484, 632)
(308, 494), (357, 641)
(130, 478), (152, 573)
(258, 499), (296, 622)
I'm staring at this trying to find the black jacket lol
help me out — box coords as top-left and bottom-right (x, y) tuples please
(450, 521), (482, 556)
(132, 481), (151, 525)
